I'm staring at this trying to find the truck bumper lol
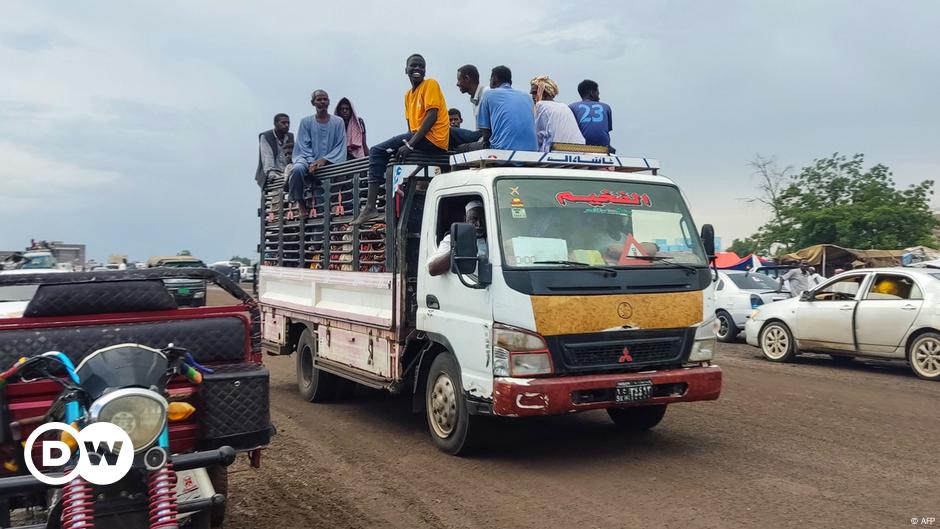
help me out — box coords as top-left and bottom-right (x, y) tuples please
(491, 365), (722, 417)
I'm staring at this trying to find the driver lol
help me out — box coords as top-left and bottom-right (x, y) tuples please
(428, 201), (487, 276)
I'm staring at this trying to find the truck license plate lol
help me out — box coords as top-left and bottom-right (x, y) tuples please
(615, 380), (652, 403)
(178, 287), (190, 295)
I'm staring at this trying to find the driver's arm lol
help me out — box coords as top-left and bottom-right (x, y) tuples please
(428, 235), (451, 277)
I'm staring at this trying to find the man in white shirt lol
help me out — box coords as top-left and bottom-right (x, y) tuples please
(428, 200), (488, 276)
(781, 260), (814, 297)
(530, 75), (585, 152)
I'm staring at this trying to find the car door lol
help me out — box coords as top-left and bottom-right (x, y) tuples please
(793, 273), (868, 351)
(854, 273), (924, 355)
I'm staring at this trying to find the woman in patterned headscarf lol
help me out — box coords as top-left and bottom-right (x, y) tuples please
(334, 97), (368, 159)
(529, 75), (585, 152)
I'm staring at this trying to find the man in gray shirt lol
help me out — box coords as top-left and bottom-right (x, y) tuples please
(255, 113), (292, 187)
(781, 260), (814, 297)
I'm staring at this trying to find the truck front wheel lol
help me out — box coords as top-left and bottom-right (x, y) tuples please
(607, 404), (667, 432)
(296, 328), (338, 402)
(425, 353), (475, 455)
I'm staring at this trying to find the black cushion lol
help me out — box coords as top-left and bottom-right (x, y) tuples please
(23, 280), (177, 317)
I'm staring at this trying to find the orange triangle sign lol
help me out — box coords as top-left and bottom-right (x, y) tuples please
(617, 234), (649, 265)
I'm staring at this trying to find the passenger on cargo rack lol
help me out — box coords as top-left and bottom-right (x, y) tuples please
(353, 54), (450, 226)
(477, 65), (538, 152)
(427, 200), (488, 276)
(334, 97), (368, 159)
(569, 79), (614, 151)
(255, 113), (293, 187)
(530, 75), (585, 152)
(289, 90), (348, 219)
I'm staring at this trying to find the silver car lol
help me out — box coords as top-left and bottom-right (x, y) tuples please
(745, 267), (940, 380)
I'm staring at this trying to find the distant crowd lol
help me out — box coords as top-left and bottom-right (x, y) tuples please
(255, 54), (616, 224)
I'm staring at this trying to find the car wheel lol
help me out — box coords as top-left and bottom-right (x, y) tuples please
(716, 310), (738, 343)
(425, 353), (475, 455)
(607, 405), (667, 432)
(759, 321), (797, 362)
(296, 328), (338, 402)
(908, 332), (940, 381)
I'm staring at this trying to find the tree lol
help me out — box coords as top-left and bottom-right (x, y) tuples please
(727, 237), (761, 256)
(744, 153), (936, 252)
(230, 256), (251, 266)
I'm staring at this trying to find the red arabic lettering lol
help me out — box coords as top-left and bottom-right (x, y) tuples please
(554, 190), (652, 207)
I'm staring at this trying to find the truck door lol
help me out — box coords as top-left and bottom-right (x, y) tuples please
(417, 189), (494, 400)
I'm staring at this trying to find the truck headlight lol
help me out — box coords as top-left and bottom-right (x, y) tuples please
(89, 388), (167, 452)
(688, 318), (717, 362)
(493, 324), (553, 377)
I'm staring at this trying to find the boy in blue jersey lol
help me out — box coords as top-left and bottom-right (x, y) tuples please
(569, 79), (614, 151)
(477, 66), (537, 152)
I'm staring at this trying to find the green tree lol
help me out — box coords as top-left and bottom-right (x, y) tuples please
(230, 256), (251, 266)
(751, 153), (936, 251)
(727, 237), (761, 256)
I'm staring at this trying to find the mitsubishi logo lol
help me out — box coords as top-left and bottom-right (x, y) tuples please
(618, 346), (633, 363)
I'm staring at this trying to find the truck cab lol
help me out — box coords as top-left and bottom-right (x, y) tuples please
(259, 149), (721, 454)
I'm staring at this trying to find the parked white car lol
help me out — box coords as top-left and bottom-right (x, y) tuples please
(714, 270), (788, 342)
(745, 267), (940, 380)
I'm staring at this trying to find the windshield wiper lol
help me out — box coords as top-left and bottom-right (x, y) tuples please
(533, 260), (618, 276)
(625, 255), (701, 273)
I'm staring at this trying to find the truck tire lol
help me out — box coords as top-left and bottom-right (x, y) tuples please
(296, 328), (338, 402)
(425, 353), (475, 455)
(715, 310), (738, 343)
(207, 465), (228, 528)
(607, 404), (667, 432)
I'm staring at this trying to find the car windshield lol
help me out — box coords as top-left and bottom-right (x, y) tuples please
(159, 260), (205, 268)
(727, 273), (779, 290)
(20, 255), (54, 269)
(495, 178), (708, 268)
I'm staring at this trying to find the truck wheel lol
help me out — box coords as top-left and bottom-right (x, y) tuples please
(759, 321), (797, 362)
(716, 310), (738, 343)
(425, 353), (474, 455)
(607, 405), (667, 432)
(207, 465), (228, 528)
(296, 328), (337, 402)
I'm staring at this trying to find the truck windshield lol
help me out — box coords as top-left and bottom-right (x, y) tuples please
(495, 178), (708, 268)
(20, 255), (54, 269)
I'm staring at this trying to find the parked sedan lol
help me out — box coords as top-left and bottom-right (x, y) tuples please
(714, 270), (788, 342)
(745, 268), (940, 380)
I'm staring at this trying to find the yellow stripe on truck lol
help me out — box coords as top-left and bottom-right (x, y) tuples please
(530, 291), (703, 336)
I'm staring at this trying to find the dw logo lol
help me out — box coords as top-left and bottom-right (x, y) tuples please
(24, 422), (134, 486)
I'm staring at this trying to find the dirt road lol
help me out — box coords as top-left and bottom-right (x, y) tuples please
(223, 342), (939, 529)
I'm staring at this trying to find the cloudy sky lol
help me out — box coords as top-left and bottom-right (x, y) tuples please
(2, 1), (938, 262)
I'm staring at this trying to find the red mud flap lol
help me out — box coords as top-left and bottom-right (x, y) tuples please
(492, 366), (722, 417)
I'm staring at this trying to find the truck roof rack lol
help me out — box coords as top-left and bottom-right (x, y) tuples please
(449, 149), (660, 174)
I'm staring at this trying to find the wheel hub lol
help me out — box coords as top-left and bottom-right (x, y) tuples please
(428, 373), (457, 438)
(914, 339), (940, 376)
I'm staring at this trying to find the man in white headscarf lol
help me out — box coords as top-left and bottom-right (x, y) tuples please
(428, 200), (488, 276)
(530, 75), (585, 152)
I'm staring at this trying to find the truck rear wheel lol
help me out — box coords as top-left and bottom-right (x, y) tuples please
(607, 404), (667, 432)
(425, 353), (474, 455)
(296, 328), (338, 402)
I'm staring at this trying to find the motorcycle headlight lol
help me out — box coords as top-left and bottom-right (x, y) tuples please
(89, 388), (167, 452)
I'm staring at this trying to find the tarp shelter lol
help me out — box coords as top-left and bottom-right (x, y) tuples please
(780, 244), (905, 276)
(714, 252), (768, 271)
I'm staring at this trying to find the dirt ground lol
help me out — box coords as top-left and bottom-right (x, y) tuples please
(221, 339), (940, 529)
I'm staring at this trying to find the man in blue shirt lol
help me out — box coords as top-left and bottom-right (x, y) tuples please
(289, 89), (347, 218)
(477, 66), (537, 151)
(569, 79), (613, 150)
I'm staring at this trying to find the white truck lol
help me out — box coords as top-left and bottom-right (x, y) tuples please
(258, 149), (722, 454)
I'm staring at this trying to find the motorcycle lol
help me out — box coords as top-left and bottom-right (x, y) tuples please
(0, 343), (236, 529)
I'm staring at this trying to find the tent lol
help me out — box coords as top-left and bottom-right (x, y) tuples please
(779, 244), (906, 276)
(714, 252), (768, 271)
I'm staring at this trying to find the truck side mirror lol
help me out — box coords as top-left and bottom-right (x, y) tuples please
(450, 222), (491, 289)
(451, 223), (479, 275)
(700, 224), (716, 260)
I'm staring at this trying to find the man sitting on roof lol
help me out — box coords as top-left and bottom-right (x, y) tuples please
(477, 65), (537, 152)
(288, 90), (347, 219)
(530, 75), (585, 152)
(569, 79), (614, 151)
(353, 54), (450, 226)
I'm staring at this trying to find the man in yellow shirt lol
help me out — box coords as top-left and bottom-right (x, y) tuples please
(353, 54), (450, 225)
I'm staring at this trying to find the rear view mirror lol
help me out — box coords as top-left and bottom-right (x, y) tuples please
(450, 223), (479, 275)
(700, 224), (716, 260)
